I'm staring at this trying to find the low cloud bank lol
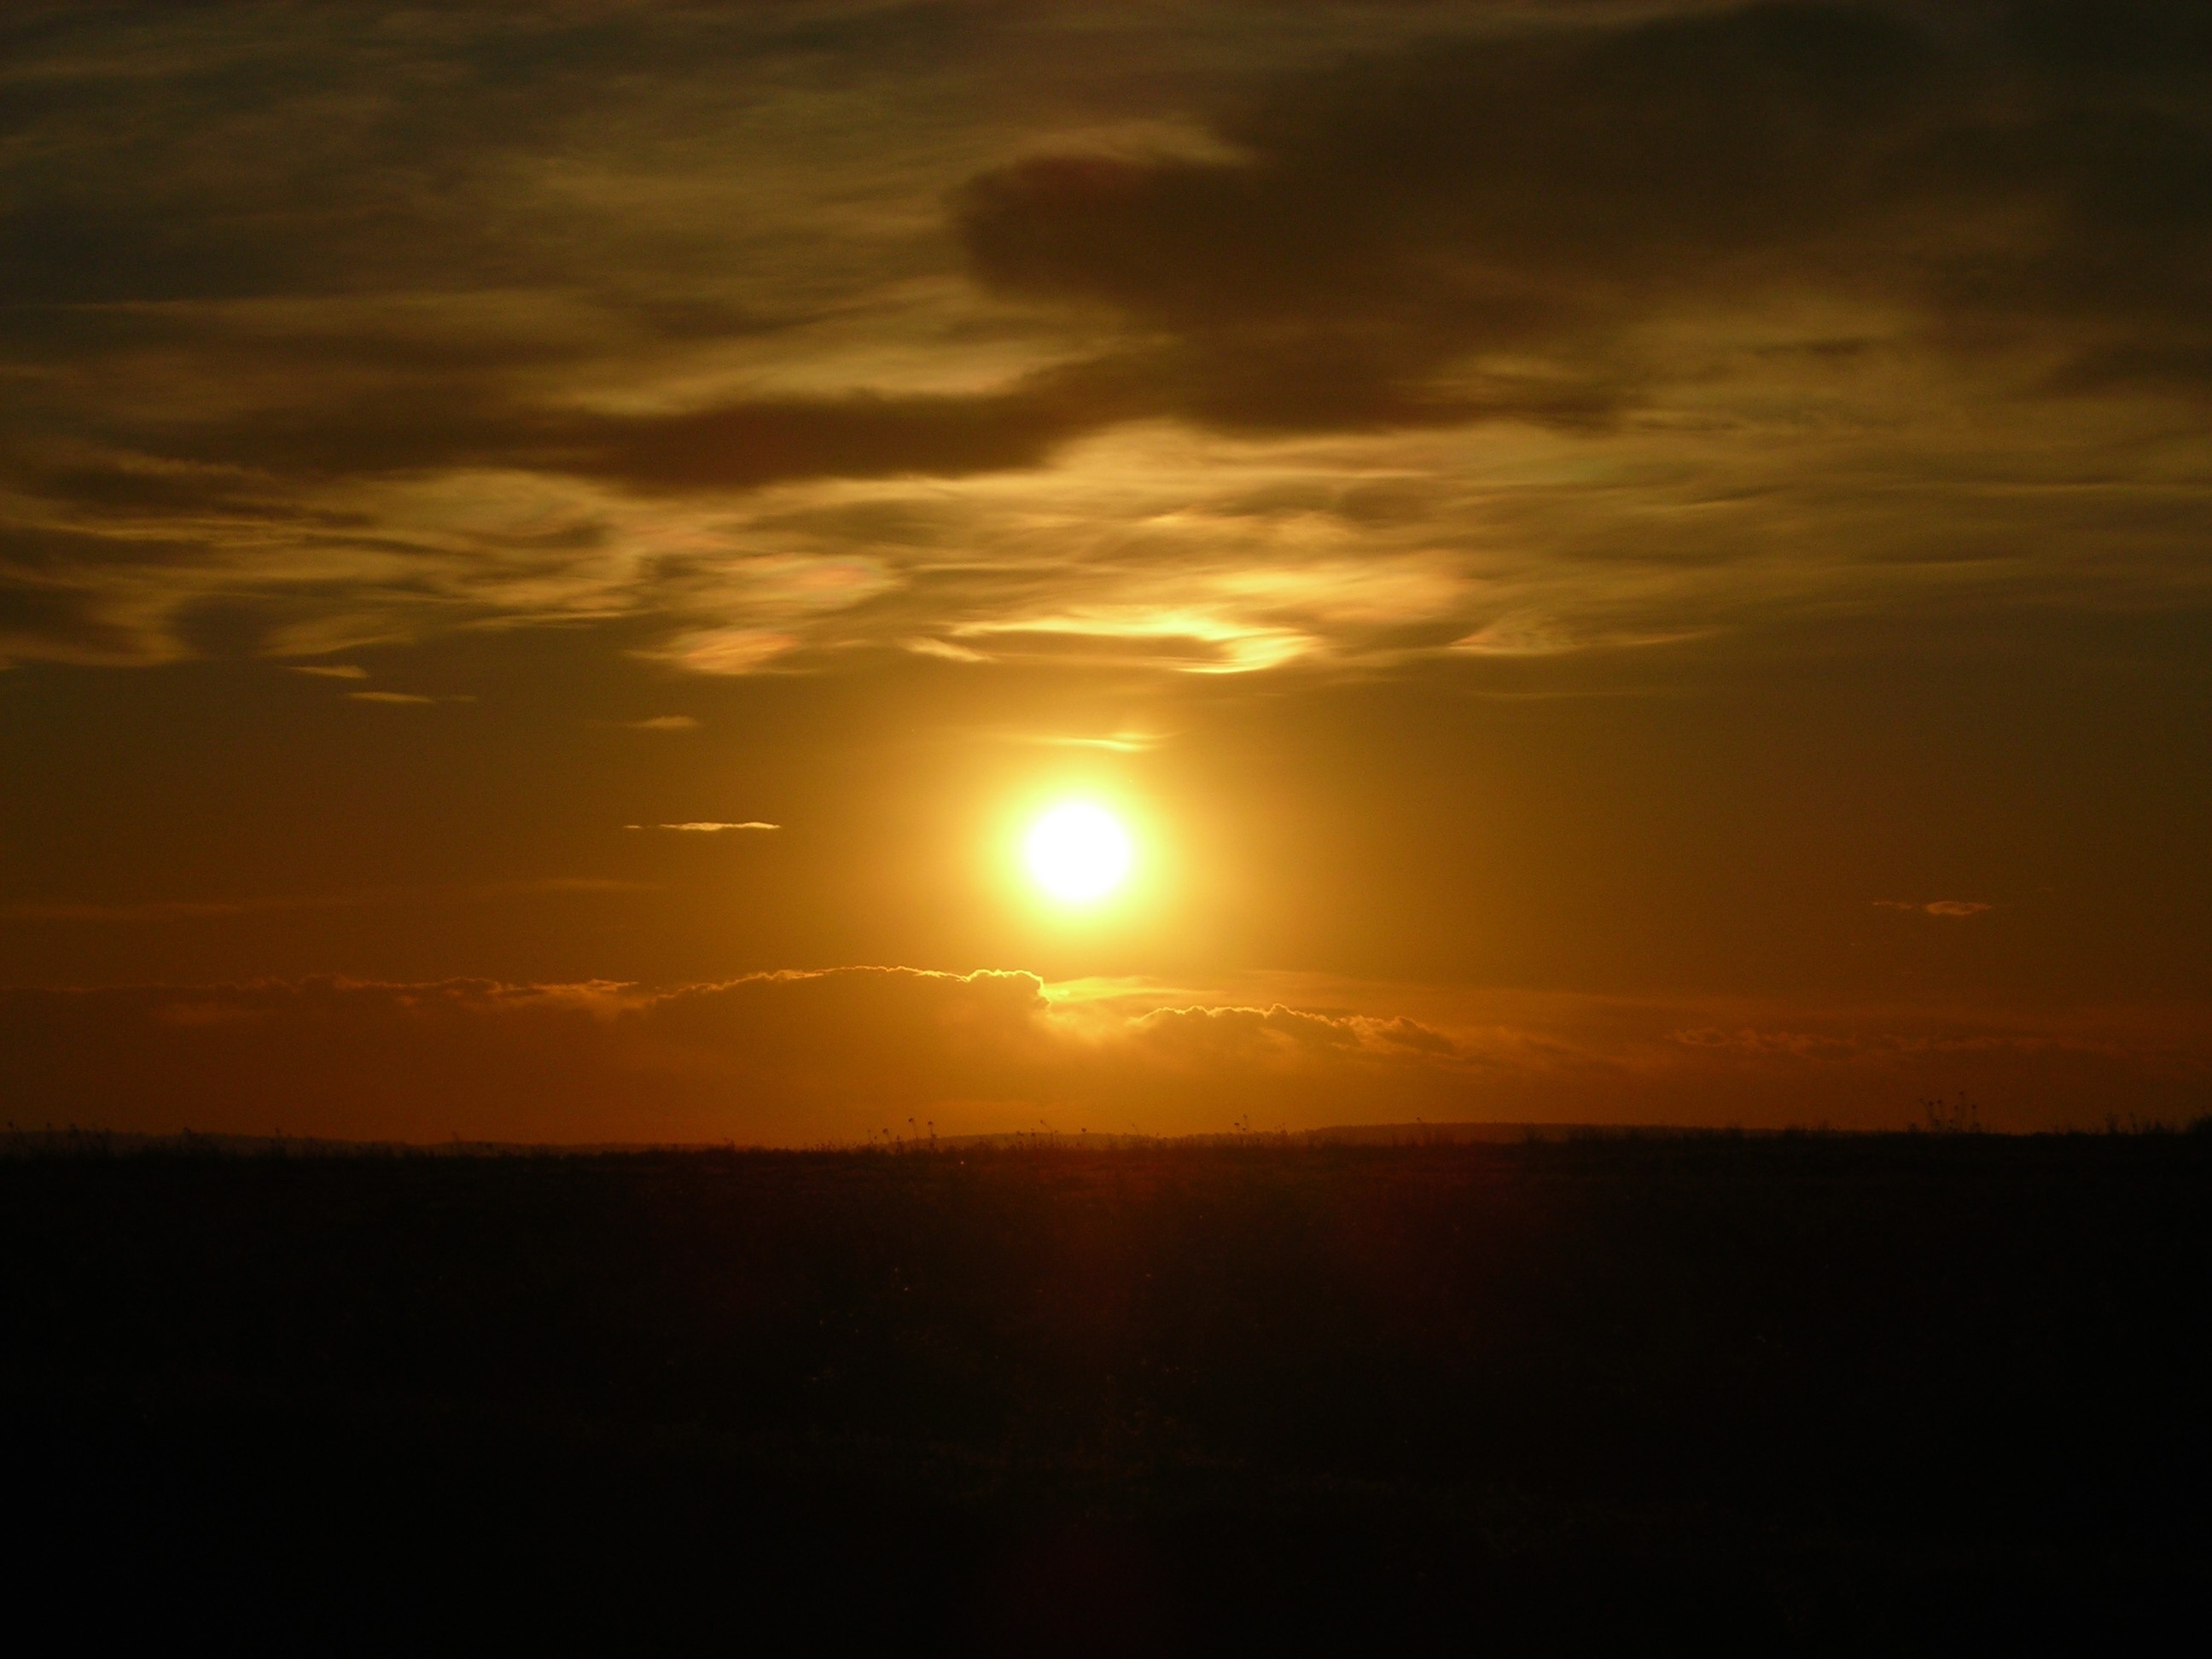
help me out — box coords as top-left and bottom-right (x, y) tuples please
(0, 970), (1475, 1144)
(3, 969), (2206, 1144)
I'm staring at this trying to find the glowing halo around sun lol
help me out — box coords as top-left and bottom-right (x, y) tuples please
(1023, 801), (1133, 905)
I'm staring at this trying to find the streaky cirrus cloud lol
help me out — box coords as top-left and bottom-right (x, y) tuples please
(1, 969), (2203, 1144)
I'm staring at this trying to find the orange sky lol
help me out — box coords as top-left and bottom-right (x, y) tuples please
(3, 2), (2209, 1138)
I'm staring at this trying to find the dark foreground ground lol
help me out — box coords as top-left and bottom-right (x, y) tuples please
(5, 1132), (2208, 1650)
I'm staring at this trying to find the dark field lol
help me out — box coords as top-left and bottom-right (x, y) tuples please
(5, 1133), (2209, 1650)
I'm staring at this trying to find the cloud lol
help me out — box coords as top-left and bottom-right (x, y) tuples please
(1875, 899), (1995, 917)
(1010, 730), (1165, 754)
(954, 2), (2212, 427)
(1, 969), (2204, 1144)
(603, 714), (700, 731)
(642, 629), (804, 676)
(625, 822), (780, 832)
(945, 608), (1316, 673)
(0, 969), (1472, 1143)
(288, 663), (368, 679)
(3, 3), (2210, 674)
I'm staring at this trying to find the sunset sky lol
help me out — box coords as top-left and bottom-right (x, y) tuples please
(3, 0), (2209, 1140)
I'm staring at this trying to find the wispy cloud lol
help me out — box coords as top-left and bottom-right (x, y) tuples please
(347, 691), (474, 705)
(1875, 899), (1995, 918)
(624, 822), (780, 833)
(288, 664), (369, 680)
(1020, 731), (1166, 754)
(600, 715), (699, 731)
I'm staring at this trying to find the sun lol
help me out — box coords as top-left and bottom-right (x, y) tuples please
(1024, 801), (1133, 904)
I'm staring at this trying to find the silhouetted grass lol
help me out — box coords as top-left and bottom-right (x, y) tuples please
(3, 1134), (2206, 1648)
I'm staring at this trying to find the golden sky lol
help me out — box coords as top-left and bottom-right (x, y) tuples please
(3, 1), (2209, 1138)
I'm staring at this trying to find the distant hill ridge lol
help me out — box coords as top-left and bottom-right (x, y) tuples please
(3, 1121), (1797, 1157)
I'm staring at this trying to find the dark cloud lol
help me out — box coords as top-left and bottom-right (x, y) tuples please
(0, 2), (983, 311)
(0, 524), (206, 663)
(3, 3), (2209, 670)
(955, 2), (2212, 428)
(20, 3), (2204, 505)
(560, 383), (1111, 493)
(0, 1), (1013, 517)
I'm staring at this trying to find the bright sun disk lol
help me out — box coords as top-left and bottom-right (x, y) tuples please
(1025, 802), (1132, 904)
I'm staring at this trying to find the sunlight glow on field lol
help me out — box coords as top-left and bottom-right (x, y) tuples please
(1024, 802), (1133, 904)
